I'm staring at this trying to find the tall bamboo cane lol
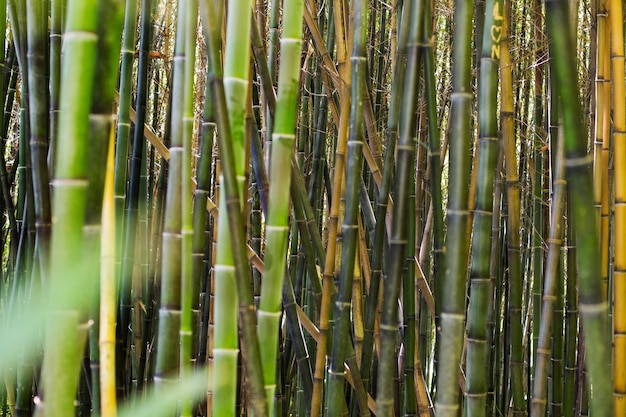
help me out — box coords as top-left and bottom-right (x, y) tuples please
(434, 0), (473, 416)
(499, 1), (525, 413)
(544, 1), (612, 416)
(360, 0), (411, 393)
(25, 0), (50, 280)
(48, 0), (63, 171)
(310, 0), (352, 413)
(179, 0), (198, 414)
(42, 1), (98, 415)
(465, 2), (502, 416)
(530, 129), (565, 417)
(377, 1), (423, 416)
(87, 1), (124, 412)
(200, 2), (269, 415)
(154, 0), (186, 403)
(114, 0), (138, 269)
(118, 0), (153, 398)
(259, 0), (305, 412)
(100, 118), (117, 417)
(204, 0), (253, 415)
(325, 0), (365, 413)
(607, 0), (626, 412)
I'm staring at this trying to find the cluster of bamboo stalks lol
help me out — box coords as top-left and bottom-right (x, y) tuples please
(0, 0), (623, 417)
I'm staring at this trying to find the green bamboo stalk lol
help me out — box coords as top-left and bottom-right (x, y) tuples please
(434, 0), (473, 416)
(179, 1), (197, 416)
(259, 0), (305, 412)
(48, 0), (63, 172)
(0, 10), (17, 276)
(200, 1), (268, 415)
(114, 0), (137, 257)
(42, 1), (98, 416)
(402, 180), (417, 417)
(378, 2), (423, 416)
(26, 0), (51, 284)
(194, 47), (216, 371)
(361, 0), (411, 392)
(486, 147), (504, 416)
(85, 2), (124, 413)
(154, 0), (184, 402)
(563, 200), (578, 417)
(204, 0), (252, 415)
(265, 0), (281, 161)
(464, 2), (501, 416)
(552, 218), (565, 417)
(544, 1), (612, 416)
(422, 0), (444, 344)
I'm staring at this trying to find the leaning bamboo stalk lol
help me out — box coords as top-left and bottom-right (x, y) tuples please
(531, 0), (545, 399)
(531, 129), (565, 417)
(544, 1), (612, 416)
(42, 1), (98, 415)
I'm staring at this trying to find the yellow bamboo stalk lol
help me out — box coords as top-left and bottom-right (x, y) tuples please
(99, 122), (117, 417)
(596, 1), (612, 300)
(310, 0), (352, 414)
(593, 2), (606, 235)
(601, 15), (611, 299)
(610, 0), (626, 413)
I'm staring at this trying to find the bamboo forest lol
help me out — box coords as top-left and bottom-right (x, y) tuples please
(0, 0), (624, 416)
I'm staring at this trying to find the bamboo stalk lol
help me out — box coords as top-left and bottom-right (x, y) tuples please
(531, 128), (566, 417)
(258, 0), (305, 412)
(325, 0), (365, 413)
(499, 2), (525, 413)
(544, 1), (612, 416)
(100, 117), (117, 417)
(608, 0), (626, 413)
(43, 1), (98, 415)
(464, 2), (502, 415)
(434, 0), (473, 415)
